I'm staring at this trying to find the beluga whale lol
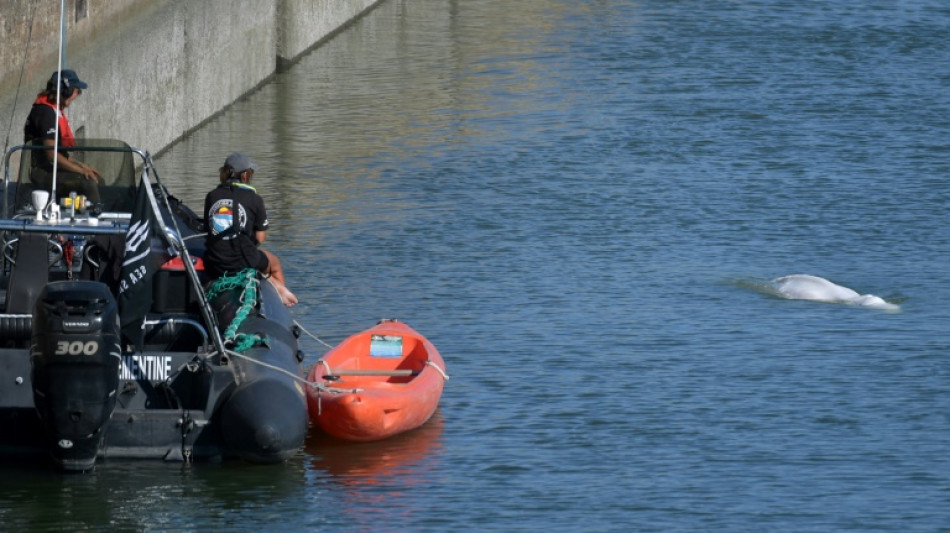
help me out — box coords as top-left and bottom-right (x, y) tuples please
(770, 274), (900, 311)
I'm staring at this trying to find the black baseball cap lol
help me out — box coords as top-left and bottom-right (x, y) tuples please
(47, 69), (88, 91)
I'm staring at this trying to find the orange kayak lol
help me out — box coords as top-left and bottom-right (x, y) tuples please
(306, 320), (447, 441)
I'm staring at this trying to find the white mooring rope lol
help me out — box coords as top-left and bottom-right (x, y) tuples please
(292, 320), (335, 349)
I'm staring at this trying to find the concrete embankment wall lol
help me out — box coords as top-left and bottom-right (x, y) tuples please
(0, 0), (382, 157)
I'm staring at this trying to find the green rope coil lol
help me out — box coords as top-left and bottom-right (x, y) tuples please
(232, 333), (266, 353)
(206, 268), (268, 353)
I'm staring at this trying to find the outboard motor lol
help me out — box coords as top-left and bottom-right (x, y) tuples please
(31, 281), (120, 471)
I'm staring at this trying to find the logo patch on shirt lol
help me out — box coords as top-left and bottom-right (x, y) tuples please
(209, 199), (247, 239)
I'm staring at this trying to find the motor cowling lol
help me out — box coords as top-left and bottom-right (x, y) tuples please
(31, 281), (120, 471)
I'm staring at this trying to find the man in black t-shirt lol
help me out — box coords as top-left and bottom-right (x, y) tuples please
(203, 153), (297, 306)
(23, 69), (100, 204)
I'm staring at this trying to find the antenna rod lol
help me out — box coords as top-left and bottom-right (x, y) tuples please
(50, 0), (67, 207)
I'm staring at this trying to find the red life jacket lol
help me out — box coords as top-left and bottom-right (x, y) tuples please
(33, 95), (76, 147)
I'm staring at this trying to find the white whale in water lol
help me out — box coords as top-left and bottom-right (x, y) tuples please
(771, 274), (900, 311)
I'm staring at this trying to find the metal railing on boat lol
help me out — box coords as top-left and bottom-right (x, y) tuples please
(2, 142), (227, 357)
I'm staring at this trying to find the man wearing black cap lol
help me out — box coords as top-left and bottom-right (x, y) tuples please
(23, 69), (101, 204)
(203, 153), (297, 306)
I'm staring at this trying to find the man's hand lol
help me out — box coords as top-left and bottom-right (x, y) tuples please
(78, 163), (100, 182)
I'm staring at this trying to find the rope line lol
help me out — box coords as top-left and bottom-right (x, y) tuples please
(204, 276), (445, 414)
(292, 320), (335, 349)
(292, 322), (448, 380)
(427, 360), (450, 381)
(217, 349), (362, 395)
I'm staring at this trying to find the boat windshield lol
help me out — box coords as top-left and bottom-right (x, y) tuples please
(8, 139), (137, 216)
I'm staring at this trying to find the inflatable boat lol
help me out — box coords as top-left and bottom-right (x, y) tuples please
(306, 319), (447, 441)
(0, 140), (308, 470)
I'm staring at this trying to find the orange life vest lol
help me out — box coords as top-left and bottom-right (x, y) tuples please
(33, 95), (76, 147)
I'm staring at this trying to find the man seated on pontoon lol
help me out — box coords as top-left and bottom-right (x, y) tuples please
(203, 153), (297, 307)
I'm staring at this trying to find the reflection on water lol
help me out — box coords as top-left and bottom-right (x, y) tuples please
(307, 411), (444, 484)
(154, 0), (601, 239)
(305, 413), (445, 530)
(0, 457), (310, 531)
